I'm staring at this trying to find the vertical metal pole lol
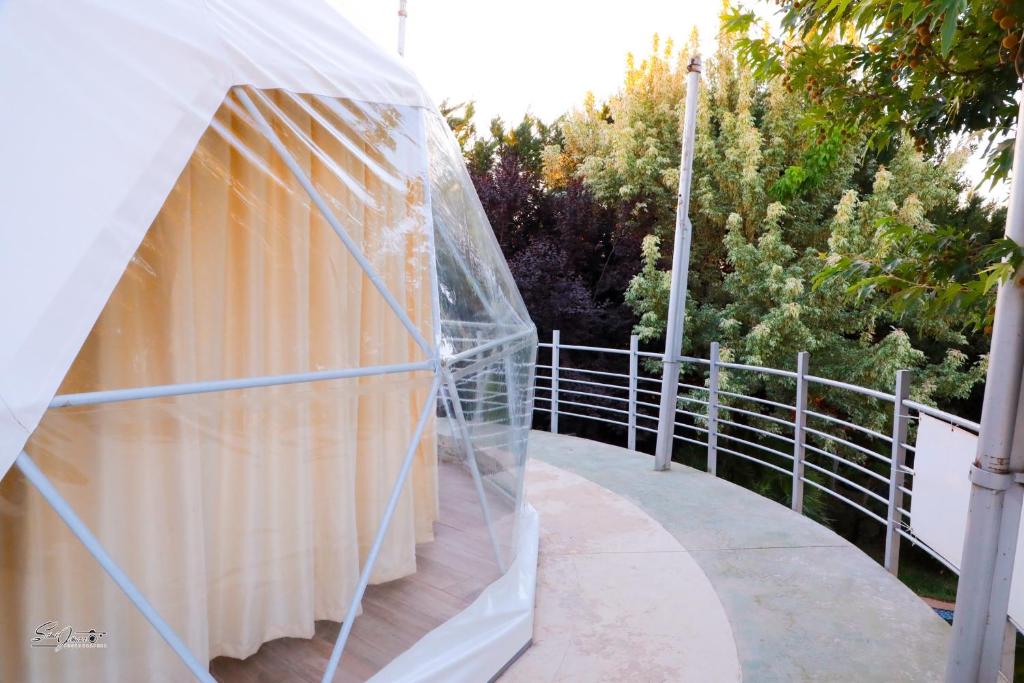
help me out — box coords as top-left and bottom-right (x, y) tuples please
(550, 330), (560, 435)
(474, 331), (486, 422)
(627, 334), (639, 451)
(884, 370), (911, 575)
(707, 341), (720, 476)
(1000, 619), (1017, 682)
(397, 0), (408, 56)
(947, 92), (1024, 683)
(791, 351), (808, 513)
(654, 55), (702, 471)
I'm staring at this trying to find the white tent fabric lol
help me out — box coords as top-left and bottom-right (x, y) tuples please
(0, 3), (539, 682)
(0, 0), (433, 478)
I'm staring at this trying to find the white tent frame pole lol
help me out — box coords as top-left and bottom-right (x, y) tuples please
(13, 450), (216, 683)
(432, 222), (512, 325)
(503, 349), (531, 545)
(946, 92), (1024, 682)
(448, 328), (535, 364)
(321, 375), (441, 683)
(418, 109), (444, 346)
(49, 360), (434, 408)
(440, 371), (508, 571)
(449, 337), (534, 382)
(234, 87), (433, 357)
(653, 55), (702, 471)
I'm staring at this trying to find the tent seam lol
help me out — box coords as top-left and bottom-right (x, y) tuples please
(0, 390), (30, 432)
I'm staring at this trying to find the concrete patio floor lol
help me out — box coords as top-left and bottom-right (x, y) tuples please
(509, 430), (950, 682)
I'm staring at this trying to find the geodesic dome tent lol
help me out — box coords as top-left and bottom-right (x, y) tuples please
(0, 1), (538, 681)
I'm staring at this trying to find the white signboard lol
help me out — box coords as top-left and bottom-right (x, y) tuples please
(912, 414), (1024, 625)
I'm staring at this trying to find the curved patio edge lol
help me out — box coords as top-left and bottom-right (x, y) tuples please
(502, 448), (741, 682)
(522, 430), (950, 682)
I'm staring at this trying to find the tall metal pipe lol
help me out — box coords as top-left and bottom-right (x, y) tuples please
(653, 55), (702, 471)
(397, 0), (408, 56)
(946, 91), (1024, 681)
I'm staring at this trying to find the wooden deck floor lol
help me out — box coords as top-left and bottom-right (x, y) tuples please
(211, 460), (510, 682)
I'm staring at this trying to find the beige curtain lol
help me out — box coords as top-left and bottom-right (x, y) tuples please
(0, 89), (438, 681)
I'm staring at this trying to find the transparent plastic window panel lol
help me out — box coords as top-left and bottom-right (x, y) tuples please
(1, 88), (536, 682)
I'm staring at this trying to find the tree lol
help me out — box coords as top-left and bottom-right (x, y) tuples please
(721, 0), (1021, 324)
(723, 0), (1020, 183)
(614, 32), (994, 528)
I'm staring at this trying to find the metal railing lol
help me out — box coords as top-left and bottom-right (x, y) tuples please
(532, 330), (980, 579)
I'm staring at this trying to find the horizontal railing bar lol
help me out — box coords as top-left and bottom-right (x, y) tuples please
(674, 421), (710, 434)
(802, 457), (889, 503)
(804, 409), (892, 442)
(899, 465), (916, 476)
(675, 407), (708, 421)
(553, 387), (629, 404)
(803, 426), (892, 466)
(679, 382), (710, 392)
(717, 389), (795, 412)
(636, 386), (662, 397)
(716, 404), (795, 428)
(449, 339), (534, 381)
(902, 442), (916, 452)
(536, 376), (626, 393)
(638, 351), (710, 366)
(899, 485), (913, 496)
(636, 375), (664, 384)
(677, 394), (710, 407)
(51, 360), (436, 408)
(637, 423), (659, 434)
(556, 398), (629, 416)
(554, 408), (628, 427)
(718, 445), (793, 476)
(673, 434), (708, 448)
(806, 374), (894, 402)
(447, 328), (535, 364)
(717, 432), (794, 461)
(556, 343), (631, 356)
(896, 528), (959, 574)
(903, 399), (980, 432)
(716, 417), (794, 444)
(557, 366), (632, 381)
(803, 442), (890, 484)
(897, 506), (911, 519)
(535, 363), (552, 369)
(802, 477), (887, 525)
(718, 361), (797, 378)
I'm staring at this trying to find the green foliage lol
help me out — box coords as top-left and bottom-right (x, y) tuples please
(719, 0), (1021, 340)
(611, 35), (993, 451)
(816, 214), (1020, 331)
(722, 0), (1020, 185)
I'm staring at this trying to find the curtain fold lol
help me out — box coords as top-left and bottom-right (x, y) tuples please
(0, 89), (438, 681)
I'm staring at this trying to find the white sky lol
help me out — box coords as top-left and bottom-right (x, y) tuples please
(331, 0), (724, 126)
(331, 0), (1005, 202)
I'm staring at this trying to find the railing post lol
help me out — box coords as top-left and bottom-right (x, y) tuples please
(473, 330), (486, 422)
(884, 369), (911, 575)
(627, 334), (639, 451)
(550, 330), (560, 434)
(791, 351), (809, 513)
(707, 342), (720, 476)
